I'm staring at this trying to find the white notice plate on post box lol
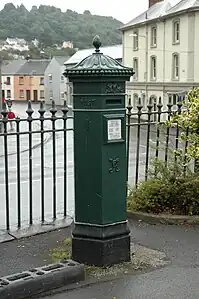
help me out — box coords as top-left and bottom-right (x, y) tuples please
(107, 119), (122, 141)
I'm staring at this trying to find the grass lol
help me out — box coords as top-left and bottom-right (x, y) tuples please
(50, 238), (168, 279)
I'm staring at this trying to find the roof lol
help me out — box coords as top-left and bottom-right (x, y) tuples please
(166, 0), (199, 14)
(121, 0), (199, 29)
(65, 45), (122, 66)
(2, 59), (26, 75)
(121, 0), (172, 29)
(16, 60), (50, 75)
(54, 56), (70, 66)
(64, 36), (134, 77)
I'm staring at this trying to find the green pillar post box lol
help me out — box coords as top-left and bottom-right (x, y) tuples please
(64, 36), (134, 267)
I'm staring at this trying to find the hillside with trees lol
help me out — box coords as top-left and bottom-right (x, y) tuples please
(0, 3), (123, 49)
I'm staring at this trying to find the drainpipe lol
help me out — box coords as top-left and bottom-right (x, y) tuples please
(145, 23), (149, 101)
(0, 59), (2, 133)
(163, 19), (166, 107)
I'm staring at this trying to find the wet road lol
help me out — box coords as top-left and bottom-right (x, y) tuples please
(0, 103), (177, 231)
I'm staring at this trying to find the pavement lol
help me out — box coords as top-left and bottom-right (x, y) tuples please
(43, 220), (199, 299)
(1, 220), (199, 298)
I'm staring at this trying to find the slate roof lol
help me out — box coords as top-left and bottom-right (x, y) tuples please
(16, 59), (50, 75)
(54, 56), (70, 66)
(166, 0), (199, 14)
(121, 0), (199, 29)
(1, 59), (26, 75)
(65, 45), (122, 66)
(121, 0), (172, 29)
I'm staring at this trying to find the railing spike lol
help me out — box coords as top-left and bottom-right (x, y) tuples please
(38, 101), (46, 117)
(26, 100), (34, 116)
(50, 99), (57, 117)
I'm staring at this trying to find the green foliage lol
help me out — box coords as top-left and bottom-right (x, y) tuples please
(127, 158), (199, 215)
(0, 4), (123, 48)
(167, 87), (199, 160)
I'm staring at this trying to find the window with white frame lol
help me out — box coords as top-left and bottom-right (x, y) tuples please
(7, 90), (11, 98)
(40, 77), (44, 85)
(19, 77), (24, 85)
(6, 77), (11, 85)
(61, 75), (64, 82)
(142, 94), (146, 110)
(133, 30), (138, 50)
(49, 90), (53, 100)
(173, 20), (180, 44)
(40, 90), (44, 99)
(19, 90), (24, 98)
(151, 26), (157, 47)
(133, 93), (139, 110)
(60, 92), (65, 100)
(172, 53), (179, 80)
(133, 58), (138, 80)
(150, 56), (157, 80)
(48, 74), (52, 83)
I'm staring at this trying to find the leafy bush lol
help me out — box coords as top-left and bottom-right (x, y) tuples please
(127, 158), (199, 215)
(168, 87), (199, 161)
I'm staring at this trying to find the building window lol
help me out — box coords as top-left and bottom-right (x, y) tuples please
(133, 30), (139, 50)
(19, 77), (24, 85)
(142, 94), (146, 110)
(7, 90), (11, 98)
(60, 92), (65, 100)
(40, 90), (44, 99)
(172, 53), (179, 80)
(49, 90), (53, 100)
(19, 90), (24, 98)
(40, 77), (44, 85)
(6, 77), (11, 85)
(133, 58), (138, 80)
(48, 74), (52, 83)
(173, 20), (180, 44)
(150, 56), (157, 80)
(61, 75), (64, 82)
(151, 26), (157, 47)
(133, 93), (139, 110)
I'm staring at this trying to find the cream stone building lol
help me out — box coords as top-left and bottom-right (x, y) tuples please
(121, 0), (199, 112)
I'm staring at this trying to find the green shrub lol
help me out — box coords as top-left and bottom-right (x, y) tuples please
(127, 156), (199, 215)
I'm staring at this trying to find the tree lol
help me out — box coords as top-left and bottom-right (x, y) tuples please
(0, 3), (123, 49)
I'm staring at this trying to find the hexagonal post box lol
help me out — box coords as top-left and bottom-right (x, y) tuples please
(64, 36), (134, 267)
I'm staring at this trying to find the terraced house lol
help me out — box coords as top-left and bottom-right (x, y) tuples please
(14, 59), (50, 102)
(121, 0), (199, 111)
(2, 58), (50, 102)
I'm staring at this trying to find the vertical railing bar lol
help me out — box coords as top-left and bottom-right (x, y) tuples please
(165, 96), (173, 167)
(62, 102), (68, 217)
(145, 98), (153, 181)
(2, 107), (10, 230)
(175, 98), (182, 164)
(26, 102), (34, 226)
(38, 102), (45, 222)
(135, 98), (143, 187)
(183, 127), (189, 176)
(16, 118), (21, 228)
(50, 101), (57, 220)
(126, 95), (132, 190)
(155, 97), (163, 175)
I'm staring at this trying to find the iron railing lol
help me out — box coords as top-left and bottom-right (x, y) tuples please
(0, 95), (191, 233)
(0, 100), (73, 231)
(126, 95), (189, 187)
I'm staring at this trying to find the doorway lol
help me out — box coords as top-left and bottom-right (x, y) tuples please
(26, 90), (31, 101)
(33, 90), (38, 102)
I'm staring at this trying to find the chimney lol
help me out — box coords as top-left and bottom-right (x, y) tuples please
(149, 0), (163, 7)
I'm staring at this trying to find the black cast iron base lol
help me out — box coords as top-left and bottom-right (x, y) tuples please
(72, 222), (131, 267)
